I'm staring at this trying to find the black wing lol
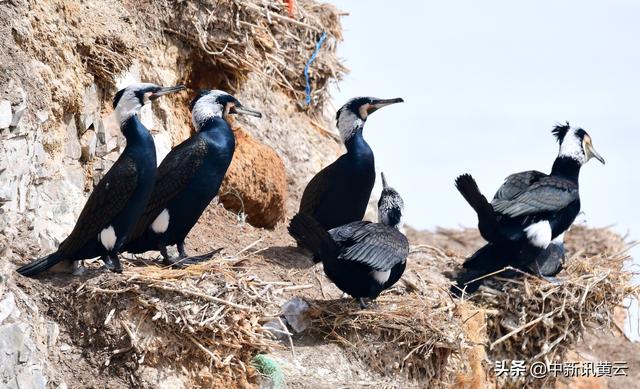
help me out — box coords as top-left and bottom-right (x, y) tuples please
(128, 136), (208, 239)
(491, 175), (578, 218)
(329, 222), (409, 271)
(298, 161), (338, 216)
(58, 155), (138, 254)
(492, 170), (546, 203)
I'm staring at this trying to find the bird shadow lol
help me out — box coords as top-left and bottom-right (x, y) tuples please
(257, 246), (315, 269)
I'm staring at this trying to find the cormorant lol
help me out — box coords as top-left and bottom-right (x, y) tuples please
(291, 96), (403, 260)
(121, 90), (262, 266)
(17, 83), (185, 277)
(289, 172), (409, 308)
(452, 123), (604, 295)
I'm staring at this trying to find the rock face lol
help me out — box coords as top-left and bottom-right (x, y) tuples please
(0, 0), (342, 387)
(219, 124), (288, 228)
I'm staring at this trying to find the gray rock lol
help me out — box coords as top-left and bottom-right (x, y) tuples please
(280, 298), (310, 333)
(35, 110), (48, 124)
(80, 84), (100, 133)
(0, 100), (12, 129)
(79, 129), (97, 162)
(63, 114), (82, 160)
(0, 293), (17, 325)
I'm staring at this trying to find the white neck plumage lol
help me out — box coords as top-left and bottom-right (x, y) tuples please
(337, 109), (364, 142)
(192, 102), (224, 130)
(557, 133), (586, 165)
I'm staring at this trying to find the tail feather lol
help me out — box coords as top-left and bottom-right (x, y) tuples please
(455, 174), (500, 242)
(288, 214), (338, 263)
(455, 174), (494, 219)
(16, 251), (65, 277)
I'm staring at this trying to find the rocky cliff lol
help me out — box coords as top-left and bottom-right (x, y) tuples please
(0, 0), (345, 387)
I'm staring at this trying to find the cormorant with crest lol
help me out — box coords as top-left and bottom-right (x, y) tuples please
(289, 173), (409, 308)
(122, 90), (262, 266)
(291, 96), (403, 261)
(452, 123), (605, 295)
(17, 83), (185, 276)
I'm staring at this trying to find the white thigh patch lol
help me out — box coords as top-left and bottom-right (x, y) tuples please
(524, 221), (552, 248)
(370, 269), (391, 284)
(151, 209), (170, 234)
(99, 226), (117, 251)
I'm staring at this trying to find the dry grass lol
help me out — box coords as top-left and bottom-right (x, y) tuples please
(144, 0), (347, 113)
(57, 243), (288, 387)
(306, 293), (462, 385)
(45, 225), (635, 388)
(454, 226), (637, 388)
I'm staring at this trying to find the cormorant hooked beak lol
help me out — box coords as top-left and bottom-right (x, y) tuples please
(149, 85), (186, 101)
(584, 136), (605, 164)
(368, 97), (404, 114)
(381, 172), (389, 189)
(232, 105), (263, 118)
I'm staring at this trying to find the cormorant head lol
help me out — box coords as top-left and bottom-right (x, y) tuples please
(336, 96), (404, 142)
(190, 90), (262, 130)
(377, 172), (405, 229)
(112, 83), (185, 124)
(552, 122), (605, 165)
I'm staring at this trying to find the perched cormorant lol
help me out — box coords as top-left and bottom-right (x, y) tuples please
(452, 123), (604, 295)
(17, 83), (185, 277)
(291, 97), (403, 260)
(289, 173), (409, 308)
(122, 90), (262, 266)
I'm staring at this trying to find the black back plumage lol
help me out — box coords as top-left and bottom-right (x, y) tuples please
(297, 137), (375, 231)
(126, 137), (209, 244)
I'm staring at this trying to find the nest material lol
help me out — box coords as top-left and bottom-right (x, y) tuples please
(461, 226), (637, 388)
(150, 0), (347, 112)
(52, 248), (288, 387)
(305, 293), (462, 384)
(44, 225), (635, 388)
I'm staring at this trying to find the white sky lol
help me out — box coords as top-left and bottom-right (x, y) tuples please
(329, 0), (640, 337)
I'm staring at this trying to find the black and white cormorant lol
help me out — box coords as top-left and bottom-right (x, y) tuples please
(289, 173), (409, 308)
(452, 123), (605, 295)
(291, 97), (403, 261)
(121, 90), (262, 266)
(16, 83), (185, 277)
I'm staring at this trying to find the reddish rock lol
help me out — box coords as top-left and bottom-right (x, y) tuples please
(219, 121), (287, 228)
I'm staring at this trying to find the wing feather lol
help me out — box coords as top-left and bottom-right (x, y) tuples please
(329, 223), (409, 271)
(128, 136), (208, 239)
(59, 154), (139, 254)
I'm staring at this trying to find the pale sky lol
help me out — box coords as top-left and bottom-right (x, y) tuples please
(330, 0), (640, 337)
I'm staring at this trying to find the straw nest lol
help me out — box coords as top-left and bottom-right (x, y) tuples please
(44, 225), (634, 387)
(457, 226), (637, 388)
(143, 0), (347, 112)
(306, 292), (462, 384)
(49, 246), (290, 387)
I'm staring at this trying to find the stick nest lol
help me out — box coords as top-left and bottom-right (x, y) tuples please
(52, 253), (285, 387)
(460, 226), (637, 388)
(305, 289), (464, 385)
(148, 0), (347, 112)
